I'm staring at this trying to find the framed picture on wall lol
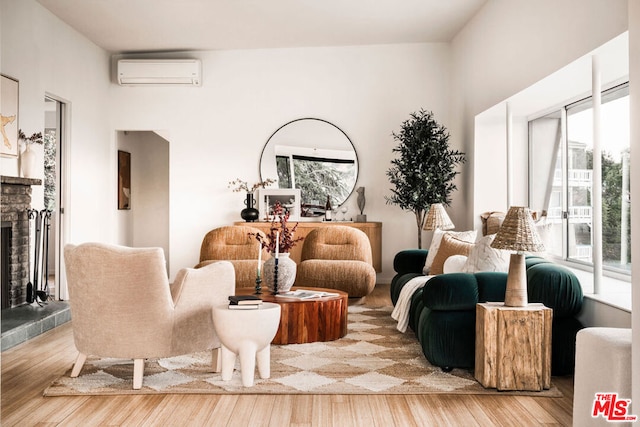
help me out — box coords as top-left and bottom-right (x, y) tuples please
(118, 150), (131, 210)
(256, 188), (301, 221)
(1, 75), (19, 158)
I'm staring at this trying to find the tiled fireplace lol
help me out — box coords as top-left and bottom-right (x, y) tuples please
(1, 175), (41, 309)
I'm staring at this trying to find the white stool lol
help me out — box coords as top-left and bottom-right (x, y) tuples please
(212, 302), (281, 387)
(573, 327), (633, 426)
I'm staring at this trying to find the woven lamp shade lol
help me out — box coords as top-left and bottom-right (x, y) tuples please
(423, 204), (454, 231)
(490, 206), (545, 253)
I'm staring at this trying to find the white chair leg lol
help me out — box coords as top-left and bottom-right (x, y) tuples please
(211, 347), (222, 373)
(133, 359), (144, 390)
(70, 353), (87, 378)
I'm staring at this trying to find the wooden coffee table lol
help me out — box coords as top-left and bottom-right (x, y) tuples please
(236, 287), (348, 345)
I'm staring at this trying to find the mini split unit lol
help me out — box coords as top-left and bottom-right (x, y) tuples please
(117, 59), (202, 86)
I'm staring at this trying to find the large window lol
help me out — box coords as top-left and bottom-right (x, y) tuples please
(529, 83), (630, 276)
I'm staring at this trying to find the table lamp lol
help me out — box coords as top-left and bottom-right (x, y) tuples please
(423, 203), (455, 231)
(490, 206), (545, 307)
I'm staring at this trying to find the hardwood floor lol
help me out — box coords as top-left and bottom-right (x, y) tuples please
(1, 284), (574, 426)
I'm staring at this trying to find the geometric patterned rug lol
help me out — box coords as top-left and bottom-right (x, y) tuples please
(44, 305), (561, 396)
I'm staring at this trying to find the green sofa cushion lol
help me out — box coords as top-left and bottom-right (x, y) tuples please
(393, 249), (428, 275)
(422, 273), (479, 310)
(527, 263), (583, 317)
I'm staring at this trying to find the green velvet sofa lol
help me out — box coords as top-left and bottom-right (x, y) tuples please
(390, 249), (584, 375)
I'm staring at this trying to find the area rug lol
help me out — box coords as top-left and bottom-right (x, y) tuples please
(44, 305), (561, 396)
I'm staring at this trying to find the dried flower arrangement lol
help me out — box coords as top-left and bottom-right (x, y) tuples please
(250, 201), (303, 254)
(228, 178), (276, 193)
(18, 130), (44, 145)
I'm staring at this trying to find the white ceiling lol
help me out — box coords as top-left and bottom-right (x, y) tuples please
(36, 0), (487, 53)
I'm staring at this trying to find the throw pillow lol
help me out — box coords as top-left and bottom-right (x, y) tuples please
(443, 254), (468, 274)
(423, 229), (477, 275)
(430, 234), (475, 275)
(462, 233), (511, 273)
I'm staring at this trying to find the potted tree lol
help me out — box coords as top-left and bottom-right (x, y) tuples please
(386, 109), (465, 248)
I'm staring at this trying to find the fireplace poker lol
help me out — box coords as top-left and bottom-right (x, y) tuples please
(26, 209), (37, 304)
(37, 210), (52, 302)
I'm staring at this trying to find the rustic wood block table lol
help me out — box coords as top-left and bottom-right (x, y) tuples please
(475, 302), (552, 391)
(236, 287), (348, 345)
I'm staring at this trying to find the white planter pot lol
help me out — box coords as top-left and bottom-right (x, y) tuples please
(20, 145), (37, 178)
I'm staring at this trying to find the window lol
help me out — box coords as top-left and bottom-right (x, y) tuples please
(529, 83), (630, 278)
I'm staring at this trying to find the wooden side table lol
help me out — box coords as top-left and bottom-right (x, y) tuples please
(475, 302), (552, 391)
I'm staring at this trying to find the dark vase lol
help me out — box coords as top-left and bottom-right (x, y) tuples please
(240, 193), (259, 222)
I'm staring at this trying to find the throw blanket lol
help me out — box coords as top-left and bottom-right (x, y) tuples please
(391, 275), (434, 333)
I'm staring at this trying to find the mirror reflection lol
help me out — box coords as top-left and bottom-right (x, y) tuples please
(260, 118), (358, 217)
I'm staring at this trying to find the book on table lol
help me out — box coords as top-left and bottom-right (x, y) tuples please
(275, 289), (340, 300)
(228, 295), (263, 305)
(228, 295), (262, 309)
(228, 304), (262, 310)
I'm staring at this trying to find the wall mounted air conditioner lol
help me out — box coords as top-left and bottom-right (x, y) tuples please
(117, 59), (202, 86)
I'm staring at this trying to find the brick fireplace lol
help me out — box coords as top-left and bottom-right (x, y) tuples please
(1, 175), (42, 308)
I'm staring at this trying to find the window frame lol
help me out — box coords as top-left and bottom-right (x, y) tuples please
(528, 81), (631, 282)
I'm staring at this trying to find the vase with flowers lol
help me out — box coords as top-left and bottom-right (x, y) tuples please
(250, 201), (304, 294)
(228, 178), (276, 222)
(18, 130), (43, 178)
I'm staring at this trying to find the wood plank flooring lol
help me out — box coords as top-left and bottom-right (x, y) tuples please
(1, 284), (574, 426)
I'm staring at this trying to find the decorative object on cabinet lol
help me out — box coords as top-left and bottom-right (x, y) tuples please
(228, 178), (277, 222)
(255, 188), (301, 221)
(259, 118), (358, 217)
(385, 109), (465, 248)
(355, 186), (366, 222)
(240, 192), (259, 222)
(490, 206), (545, 307)
(1, 75), (19, 158)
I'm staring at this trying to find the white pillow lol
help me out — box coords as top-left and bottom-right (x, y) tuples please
(423, 229), (477, 275)
(443, 255), (468, 274)
(462, 234), (510, 273)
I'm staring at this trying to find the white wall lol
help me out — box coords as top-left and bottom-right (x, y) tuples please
(450, 0), (629, 229)
(110, 44), (452, 281)
(116, 130), (170, 266)
(1, 0), (112, 251)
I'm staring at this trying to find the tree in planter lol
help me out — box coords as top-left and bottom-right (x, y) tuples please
(386, 110), (465, 248)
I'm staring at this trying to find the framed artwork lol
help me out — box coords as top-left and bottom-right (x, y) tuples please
(1, 75), (19, 158)
(256, 188), (301, 221)
(118, 150), (131, 209)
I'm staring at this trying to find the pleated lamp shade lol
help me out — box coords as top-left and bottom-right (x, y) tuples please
(423, 203), (454, 231)
(491, 206), (545, 253)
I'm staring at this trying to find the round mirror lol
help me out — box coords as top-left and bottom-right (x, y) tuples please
(260, 118), (359, 217)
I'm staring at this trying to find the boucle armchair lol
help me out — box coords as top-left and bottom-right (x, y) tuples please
(196, 225), (267, 289)
(64, 242), (235, 389)
(295, 226), (376, 297)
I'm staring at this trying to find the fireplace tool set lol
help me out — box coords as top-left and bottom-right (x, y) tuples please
(26, 209), (53, 306)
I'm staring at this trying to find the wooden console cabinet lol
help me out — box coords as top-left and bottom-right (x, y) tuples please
(234, 221), (382, 272)
(475, 302), (552, 391)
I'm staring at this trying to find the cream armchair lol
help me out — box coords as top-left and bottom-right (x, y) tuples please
(295, 226), (376, 297)
(64, 242), (235, 389)
(196, 225), (267, 289)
